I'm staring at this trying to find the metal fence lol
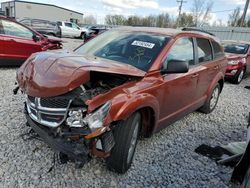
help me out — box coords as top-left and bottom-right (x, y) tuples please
(197, 27), (250, 41)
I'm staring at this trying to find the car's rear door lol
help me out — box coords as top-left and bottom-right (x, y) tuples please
(159, 37), (199, 126)
(193, 38), (222, 101)
(1, 19), (42, 60)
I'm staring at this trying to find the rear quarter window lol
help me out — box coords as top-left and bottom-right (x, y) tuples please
(212, 41), (224, 59)
(196, 38), (212, 63)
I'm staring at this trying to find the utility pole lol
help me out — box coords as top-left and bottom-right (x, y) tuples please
(177, 0), (187, 27)
(240, 0), (250, 27)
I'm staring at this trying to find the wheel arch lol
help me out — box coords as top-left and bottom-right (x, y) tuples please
(112, 93), (159, 137)
(206, 72), (224, 101)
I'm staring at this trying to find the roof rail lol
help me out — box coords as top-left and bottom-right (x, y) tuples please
(182, 27), (215, 36)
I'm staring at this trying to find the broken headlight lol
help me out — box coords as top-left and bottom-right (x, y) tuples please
(66, 108), (87, 128)
(83, 101), (111, 131)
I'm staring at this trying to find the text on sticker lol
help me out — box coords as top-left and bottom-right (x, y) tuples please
(131, 40), (155, 49)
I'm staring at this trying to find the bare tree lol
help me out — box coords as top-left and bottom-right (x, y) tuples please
(83, 15), (97, 25)
(105, 13), (175, 28)
(192, 0), (213, 26)
(178, 13), (195, 27)
(228, 7), (241, 26)
(105, 15), (126, 25)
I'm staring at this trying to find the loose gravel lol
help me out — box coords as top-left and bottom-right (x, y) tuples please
(0, 38), (250, 188)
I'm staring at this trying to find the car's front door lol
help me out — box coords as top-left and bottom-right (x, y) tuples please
(64, 22), (75, 37)
(72, 23), (81, 38)
(1, 19), (42, 60)
(158, 37), (199, 127)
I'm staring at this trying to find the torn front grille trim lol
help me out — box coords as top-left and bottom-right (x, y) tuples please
(26, 96), (72, 128)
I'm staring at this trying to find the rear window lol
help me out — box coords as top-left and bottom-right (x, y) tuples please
(212, 41), (224, 59)
(196, 38), (213, 63)
(75, 30), (169, 71)
(223, 43), (249, 54)
(57, 22), (62, 26)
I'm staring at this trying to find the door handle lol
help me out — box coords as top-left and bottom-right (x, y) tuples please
(191, 73), (199, 78)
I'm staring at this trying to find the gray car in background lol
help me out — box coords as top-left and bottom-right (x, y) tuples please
(19, 18), (61, 38)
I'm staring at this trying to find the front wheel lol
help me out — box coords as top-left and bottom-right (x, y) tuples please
(199, 83), (221, 114)
(106, 112), (141, 173)
(241, 165), (250, 188)
(80, 33), (86, 41)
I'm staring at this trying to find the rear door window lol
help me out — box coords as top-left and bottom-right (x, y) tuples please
(196, 38), (212, 63)
(212, 41), (224, 59)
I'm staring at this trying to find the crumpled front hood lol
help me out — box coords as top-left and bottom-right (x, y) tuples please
(17, 51), (145, 97)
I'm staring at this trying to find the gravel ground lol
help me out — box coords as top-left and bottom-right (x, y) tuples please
(0, 38), (250, 188)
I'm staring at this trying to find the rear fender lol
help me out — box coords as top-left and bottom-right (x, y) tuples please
(205, 72), (224, 102)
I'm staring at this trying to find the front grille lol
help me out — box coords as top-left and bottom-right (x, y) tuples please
(28, 96), (35, 103)
(40, 98), (70, 108)
(26, 96), (71, 128)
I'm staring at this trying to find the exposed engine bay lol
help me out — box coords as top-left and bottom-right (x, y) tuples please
(70, 71), (135, 107)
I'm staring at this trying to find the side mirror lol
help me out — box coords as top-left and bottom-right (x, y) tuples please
(32, 34), (40, 42)
(161, 59), (189, 74)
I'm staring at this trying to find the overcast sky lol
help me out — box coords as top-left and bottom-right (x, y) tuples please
(0, 0), (249, 24)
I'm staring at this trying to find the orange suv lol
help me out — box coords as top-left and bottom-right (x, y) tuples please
(16, 27), (227, 173)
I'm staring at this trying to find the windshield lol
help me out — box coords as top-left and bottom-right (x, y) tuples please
(223, 43), (249, 54)
(75, 30), (169, 71)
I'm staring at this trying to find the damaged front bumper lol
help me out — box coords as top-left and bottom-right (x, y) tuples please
(24, 104), (115, 166)
(26, 114), (91, 163)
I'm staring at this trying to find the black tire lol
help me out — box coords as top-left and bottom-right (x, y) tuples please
(232, 69), (245, 84)
(241, 165), (250, 188)
(80, 33), (86, 41)
(106, 112), (141, 174)
(199, 83), (221, 114)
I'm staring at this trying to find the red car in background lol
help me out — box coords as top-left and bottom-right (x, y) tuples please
(0, 16), (62, 65)
(223, 40), (250, 84)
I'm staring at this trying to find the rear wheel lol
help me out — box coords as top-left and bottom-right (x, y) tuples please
(106, 112), (141, 174)
(200, 83), (221, 114)
(233, 69), (245, 84)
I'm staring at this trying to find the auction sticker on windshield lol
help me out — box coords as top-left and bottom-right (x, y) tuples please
(131, 40), (155, 49)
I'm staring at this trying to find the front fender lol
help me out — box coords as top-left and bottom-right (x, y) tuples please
(112, 93), (159, 123)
